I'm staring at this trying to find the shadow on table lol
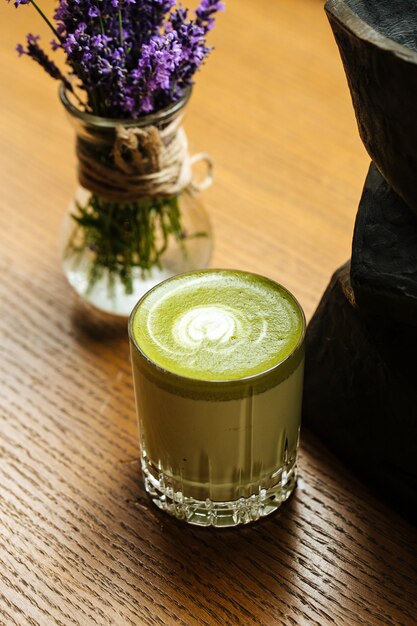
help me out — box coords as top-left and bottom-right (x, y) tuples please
(118, 431), (417, 623)
(134, 495), (306, 622)
(70, 297), (129, 342)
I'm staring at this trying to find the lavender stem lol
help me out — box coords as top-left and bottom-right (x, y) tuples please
(29, 0), (61, 41)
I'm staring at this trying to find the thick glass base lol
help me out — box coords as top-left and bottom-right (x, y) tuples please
(141, 456), (297, 528)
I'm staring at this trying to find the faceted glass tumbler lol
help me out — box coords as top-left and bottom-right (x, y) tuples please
(129, 276), (305, 528)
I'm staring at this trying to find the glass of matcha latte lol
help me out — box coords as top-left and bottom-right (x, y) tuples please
(129, 270), (305, 527)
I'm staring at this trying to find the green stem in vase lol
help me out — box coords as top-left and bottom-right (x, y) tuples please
(64, 192), (202, 296)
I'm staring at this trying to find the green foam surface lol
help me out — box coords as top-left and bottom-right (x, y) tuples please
(132, 270), (303, 381)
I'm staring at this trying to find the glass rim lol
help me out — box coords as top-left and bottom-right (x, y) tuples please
(59, 83), (192, 129)
(128, 268), (306, 390)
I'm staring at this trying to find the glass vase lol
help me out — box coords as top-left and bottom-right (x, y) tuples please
(60, 86), (213, 317)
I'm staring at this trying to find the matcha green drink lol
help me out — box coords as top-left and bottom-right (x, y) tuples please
(129, 270), (305, 527)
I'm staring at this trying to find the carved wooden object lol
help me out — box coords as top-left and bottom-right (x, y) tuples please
(304, 0), (417, 521)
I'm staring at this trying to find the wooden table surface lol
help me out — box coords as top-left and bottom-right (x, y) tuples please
(1, 1), (416, 624)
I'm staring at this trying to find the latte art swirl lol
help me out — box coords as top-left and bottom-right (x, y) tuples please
(173, 305), (244, 351)
(133, 270), (304, 381)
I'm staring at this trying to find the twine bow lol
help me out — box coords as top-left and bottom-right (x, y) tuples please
(76, 119), (214, 203)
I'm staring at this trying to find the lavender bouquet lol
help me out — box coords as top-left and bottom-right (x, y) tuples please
(7, 0), (224, 313)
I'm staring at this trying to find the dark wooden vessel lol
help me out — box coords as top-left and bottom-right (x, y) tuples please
(303, 263), (417, 522)
(351, 162), (417, 326)
(326, 0), (417, 216)
(304, 1), (417, 521)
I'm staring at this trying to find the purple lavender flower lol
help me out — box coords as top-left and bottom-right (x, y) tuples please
(17, 33), (70, 86)
(196, 0), (225, 32)
(166, 8), (209, 89)
(9, 0), (225, 118)
(128, 31), (184, 113)
(11, 0), (30, 7)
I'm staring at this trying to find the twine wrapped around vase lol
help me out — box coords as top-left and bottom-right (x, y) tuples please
(76, 118), (214, 203)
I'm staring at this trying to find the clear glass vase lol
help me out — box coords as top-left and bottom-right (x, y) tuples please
(60, 86), (213, 317)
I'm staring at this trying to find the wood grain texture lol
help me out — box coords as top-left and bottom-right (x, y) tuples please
(0, 1), (416, 625)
